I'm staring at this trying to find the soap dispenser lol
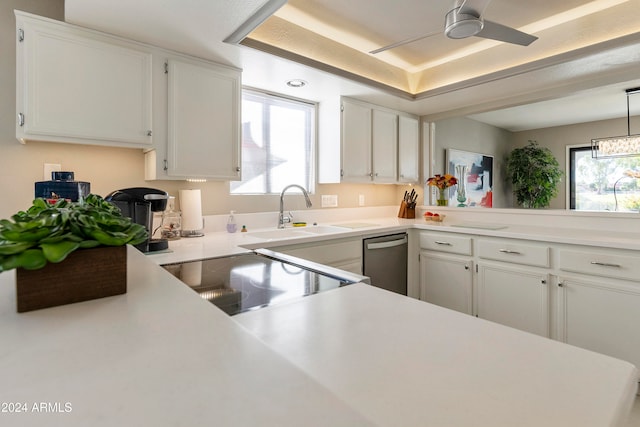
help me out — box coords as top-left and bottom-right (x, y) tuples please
(226, 210), (237, 233)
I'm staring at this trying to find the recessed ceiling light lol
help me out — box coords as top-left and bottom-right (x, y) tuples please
(286, 79), (307, 88)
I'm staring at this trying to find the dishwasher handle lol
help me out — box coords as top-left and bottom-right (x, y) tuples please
(366, 236), (408, 250)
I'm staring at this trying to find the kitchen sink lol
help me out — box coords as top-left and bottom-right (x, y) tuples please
(249, 225), (349, 240)
(303, 225), (350, 234)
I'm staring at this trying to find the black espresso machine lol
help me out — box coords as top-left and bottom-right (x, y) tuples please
(105, 187), (169, 253)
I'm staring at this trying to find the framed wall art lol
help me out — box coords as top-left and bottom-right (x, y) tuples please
(446, 149), (494, 208)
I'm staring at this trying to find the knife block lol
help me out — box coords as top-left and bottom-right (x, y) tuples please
(397, 201), (415, 219)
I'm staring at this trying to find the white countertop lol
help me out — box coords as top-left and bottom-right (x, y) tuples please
(2, 211), (640, 426)
(236, 283), (639, 427)
(147, 214), (640, 267)
(0, 247), (374, 427)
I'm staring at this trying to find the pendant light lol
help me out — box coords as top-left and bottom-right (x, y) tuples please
(591, 87), (640, 158)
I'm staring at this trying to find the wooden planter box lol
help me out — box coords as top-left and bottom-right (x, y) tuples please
(16, 245), (127, 313)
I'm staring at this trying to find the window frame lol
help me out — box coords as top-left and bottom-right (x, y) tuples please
(567, 143), (640, 211)
(231, 87), (318, 195)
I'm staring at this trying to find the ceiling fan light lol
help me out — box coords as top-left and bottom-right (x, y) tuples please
(445, 10), (484, 39)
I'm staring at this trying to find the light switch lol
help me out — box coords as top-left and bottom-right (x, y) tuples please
(321, 195), (338, 208)
(359, 194), (365, 206)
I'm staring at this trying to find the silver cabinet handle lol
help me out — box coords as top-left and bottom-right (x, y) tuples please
(590, 261), (621, 268)
(434, 241), (452, 246)
(499, 249), (521, 254)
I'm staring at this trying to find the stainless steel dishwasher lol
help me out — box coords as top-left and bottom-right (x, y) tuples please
(362, 233), (408, 295)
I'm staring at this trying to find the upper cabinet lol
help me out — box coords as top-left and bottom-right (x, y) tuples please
(398, 115), (419, 183)
(340, 98), (372, 183)
(15, 11), (153, 148)
(15, 11), (242, 181)
(371, 109), (398, 183)
(340, 97), (420, 184)
(145, 56), (241, 180)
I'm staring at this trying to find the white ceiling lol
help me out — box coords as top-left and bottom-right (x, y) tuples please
(64, 0), (640, 132)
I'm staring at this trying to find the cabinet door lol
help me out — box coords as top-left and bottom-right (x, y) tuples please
(558, 276), (640, 371)
(477, 264), (549, 337)
(16, 12), (152, 147)
(420, 252), (473, 315)
(341, 99), (372, 183)
(398, 115), (419, 183)
(167, 58), (241, 179)
(372, 109), (397, 183)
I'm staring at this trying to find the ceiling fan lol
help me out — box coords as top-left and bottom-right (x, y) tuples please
(370, 0), (538, 54)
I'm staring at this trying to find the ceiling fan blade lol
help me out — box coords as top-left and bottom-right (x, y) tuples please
(369, 30), (441, 54)
(458, 0), (492, 16)
(476, 20), (538, 46)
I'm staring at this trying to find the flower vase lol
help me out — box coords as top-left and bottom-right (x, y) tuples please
(455, 164), (468, 207)
(436, 189), (448, 206)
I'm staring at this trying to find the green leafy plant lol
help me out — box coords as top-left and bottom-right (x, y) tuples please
(506, 140), (563, 208)
(0, 194), (147, 272)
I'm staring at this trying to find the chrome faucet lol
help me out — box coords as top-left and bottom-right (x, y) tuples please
(278, 184), (312, 228)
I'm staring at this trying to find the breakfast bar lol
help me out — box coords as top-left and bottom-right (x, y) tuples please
(0, 246), (636, 426)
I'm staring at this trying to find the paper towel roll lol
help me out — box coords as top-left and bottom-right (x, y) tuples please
(179, 189), (203, 233)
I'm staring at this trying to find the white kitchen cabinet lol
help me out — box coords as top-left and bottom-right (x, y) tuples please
(398, 115), (420, 183)
(269, 237), (362, 275)
(556, 245), (640, 372)
(418, 231), (473, 314)
(371, 109), (398, 183)
(145, 55), (241, 180)
(557, 275), (640, 373)
(340, 97), (419, 184)
(340, 98), (372, 183)
(15, 11), (153, 148)
(419, 252), (473, 315)
(477, 264), (550, 337)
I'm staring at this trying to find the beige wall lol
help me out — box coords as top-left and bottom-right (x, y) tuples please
(432, 117), (513, 208)
(513, 115), (640, 209)
(0, 0), (406, 220)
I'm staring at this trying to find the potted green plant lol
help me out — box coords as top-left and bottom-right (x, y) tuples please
(0, 195), (147, 312)
(505, 140), (563, 208)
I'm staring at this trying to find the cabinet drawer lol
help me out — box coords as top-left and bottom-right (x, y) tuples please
(478, 239), (550, 268)
(420, 232), (472, 255)
(559, 249), (640, 282)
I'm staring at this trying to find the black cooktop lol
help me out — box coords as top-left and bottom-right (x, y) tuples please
(162, 252), (353, 315)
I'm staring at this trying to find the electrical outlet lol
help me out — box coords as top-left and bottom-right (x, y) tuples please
(43, 163), (61, 181)
(359, 194), (365, 206)
(321, 195), (338, 208)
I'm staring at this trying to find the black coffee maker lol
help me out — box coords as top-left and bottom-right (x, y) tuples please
(105, 187), (169, 253)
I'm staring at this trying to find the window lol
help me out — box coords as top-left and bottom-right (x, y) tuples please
(231, 89), (316, 194)
(569, 145), (640, 211)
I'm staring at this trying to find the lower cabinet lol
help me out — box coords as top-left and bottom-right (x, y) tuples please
(419, 252), (473, 315)
(557, 275), (640, 371)
(270, 237), (362, 275)
(417, 230), (640, 380)
(477, 264), (549, 337)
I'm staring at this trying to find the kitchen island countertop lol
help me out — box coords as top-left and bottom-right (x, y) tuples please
(0, 246), (637, 426)
(237, 283), (638, 427)
(0, 247), (376, 427)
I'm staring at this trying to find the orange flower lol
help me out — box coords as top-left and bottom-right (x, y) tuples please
(426, 174), (458, 190)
